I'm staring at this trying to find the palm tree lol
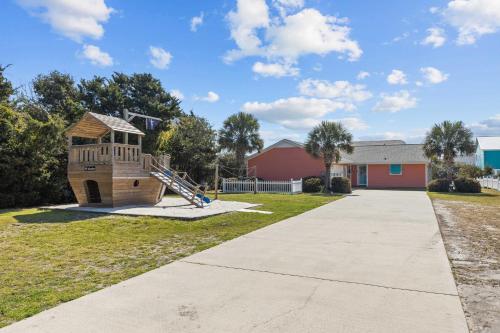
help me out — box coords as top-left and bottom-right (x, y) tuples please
(305, 121), (354, 191)
(218, 112), (264, 176)
(423, 120), (476, 181)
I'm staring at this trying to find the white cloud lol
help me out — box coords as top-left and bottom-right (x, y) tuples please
(149, 46), (172, 70)
(266, 8), (362, 62)
(252, 61), (299, 77)
(420, 67), (449, 84)
(242, 96), (349, 129)
(17, 0), (113, 42)
(81, 44), (113, 66)
(429, 6), (440, 14)
(357, 71), (370, 80)
(443, 0), (500, 45)
(274, 0), (304, 9)
(358, 129), (426, 143)
(387, 69), (408, 85)
(272, 116), (369, 131)
(468, 114), (500, 136)
(421, 27), (446, 48)
(170, 89), (184, 101)
(331, 117), (369, 131)
(273, 0), (304, 16)
(225, 1), (362, 66)
(373, 90), (417, 113)
(225, 0), (270, 61)
(298, 79), (372, 105)
(259, 129), (304, 145)
(198, 91), (220, 103)
(391, 32), (410, 43)
(190, 12), (204, 32)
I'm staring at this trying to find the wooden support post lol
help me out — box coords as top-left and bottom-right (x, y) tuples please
(110, 130), (115, 161)
(97, 137), (102, 144)
(67, 136), (72, 161)
(214, 162), (219, 200)
(138, 135), (142, 155)
(254, 177), (257, 195)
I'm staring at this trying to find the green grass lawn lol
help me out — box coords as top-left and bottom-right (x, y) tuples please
(0, 193), (339, 328)
(428, 188), (500, 206)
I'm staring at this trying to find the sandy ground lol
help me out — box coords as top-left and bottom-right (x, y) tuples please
(433, 200), (500, 333)
(42, 197), (260, 219)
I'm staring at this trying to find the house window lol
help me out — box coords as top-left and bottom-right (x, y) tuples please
(390, 164), (402, 175)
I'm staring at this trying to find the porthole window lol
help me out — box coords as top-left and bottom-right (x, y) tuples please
(133, 180), (139, 187)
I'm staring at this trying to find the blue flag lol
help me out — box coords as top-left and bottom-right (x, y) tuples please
(145, 118), (159, 130)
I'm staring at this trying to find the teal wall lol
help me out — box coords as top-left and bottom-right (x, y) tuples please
(484, 150), (500, 169)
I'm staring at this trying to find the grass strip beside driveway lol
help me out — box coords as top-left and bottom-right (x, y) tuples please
(0, 193), (339, 328)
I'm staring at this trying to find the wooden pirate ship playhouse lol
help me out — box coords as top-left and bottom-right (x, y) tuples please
(65, 112), (211, 208)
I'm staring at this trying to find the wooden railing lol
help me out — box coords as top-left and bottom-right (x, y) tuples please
(69, 143), (141, 164)
(69, 144), (112, 164)
(113, 143), (141, 163)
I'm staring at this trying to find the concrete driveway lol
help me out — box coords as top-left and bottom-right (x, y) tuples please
(2, 190), (468, 333)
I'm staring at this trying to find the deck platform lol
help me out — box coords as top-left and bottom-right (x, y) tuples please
(43, 197), (260, 220)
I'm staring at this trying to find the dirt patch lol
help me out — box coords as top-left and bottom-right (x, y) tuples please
(433, 199), (500, 332)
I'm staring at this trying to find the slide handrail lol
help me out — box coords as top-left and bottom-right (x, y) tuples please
(151, 156), (207, 201)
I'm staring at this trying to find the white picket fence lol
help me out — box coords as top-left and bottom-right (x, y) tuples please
(478, 177), (500, 191)
(222, 178), (302, 194)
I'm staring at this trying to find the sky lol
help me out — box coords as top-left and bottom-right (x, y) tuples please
(1, 0), (500, 145)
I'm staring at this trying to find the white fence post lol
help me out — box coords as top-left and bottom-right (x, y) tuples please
(478, 177), (500, 192)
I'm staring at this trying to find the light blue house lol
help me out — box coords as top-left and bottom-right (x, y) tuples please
(475, 137), (500, 173)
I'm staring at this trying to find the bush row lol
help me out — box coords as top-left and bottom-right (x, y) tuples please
(302, 176), (352, 194)
(427, 177), (481, 193)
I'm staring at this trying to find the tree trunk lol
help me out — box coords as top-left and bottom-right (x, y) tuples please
(444, 158), (454, 182)
(325, 163), (332, 192)
(236, 148), (245, 178)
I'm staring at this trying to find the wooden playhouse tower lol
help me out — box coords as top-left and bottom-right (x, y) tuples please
(65, 112), (210, 208)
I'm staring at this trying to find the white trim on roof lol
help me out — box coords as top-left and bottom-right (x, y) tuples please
(246, 139), (303, 160)
(477, 136), (500, 150)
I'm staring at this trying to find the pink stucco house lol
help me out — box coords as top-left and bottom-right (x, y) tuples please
(246, 139), (430, 189)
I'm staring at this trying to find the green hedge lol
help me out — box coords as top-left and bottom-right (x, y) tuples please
(331, 177), (352, 194)
(303, 177), (322, 193)
(454, 177), (481, 193)
(427, 179), (450, 192)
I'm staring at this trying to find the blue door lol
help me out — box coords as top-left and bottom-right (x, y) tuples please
(358, 165), (367, 186)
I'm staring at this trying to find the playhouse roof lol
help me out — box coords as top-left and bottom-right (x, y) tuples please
(65, 112), (145, 138)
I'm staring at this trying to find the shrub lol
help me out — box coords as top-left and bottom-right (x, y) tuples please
(303, 177), (322, 193)
(458, 164), (483, 179)
(431, 161), (459, 180)
(454, 177), (481, 193)
(427, 179), (450, 192)
(331, 177), (352, 194)
(484, 166), (494, 177)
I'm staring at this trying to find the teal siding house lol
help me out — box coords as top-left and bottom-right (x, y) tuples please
(475, 137), (500, 172)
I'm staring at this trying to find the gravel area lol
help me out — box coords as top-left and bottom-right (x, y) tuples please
(432, 199), (500, 333)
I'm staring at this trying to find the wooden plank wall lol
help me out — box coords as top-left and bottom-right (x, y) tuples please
(68, 162), (166, 207)
(68, 164), (113, 206)
(112, 177), (165, 207)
